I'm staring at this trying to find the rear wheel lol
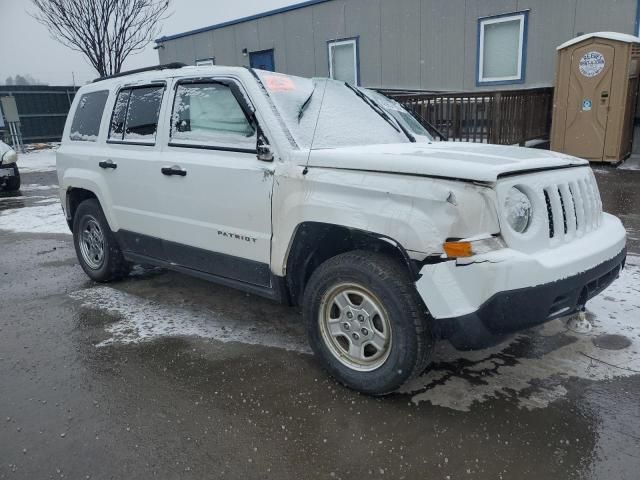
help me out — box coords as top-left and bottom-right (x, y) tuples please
(73, 198), (130, 282)
(303, 250), (433, 395)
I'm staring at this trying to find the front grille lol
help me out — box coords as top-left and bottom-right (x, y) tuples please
(542, 175), (602, 241)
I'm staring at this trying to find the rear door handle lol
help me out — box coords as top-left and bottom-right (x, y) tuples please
(99, 160), (117, 169)
(161, 166), (187, 177)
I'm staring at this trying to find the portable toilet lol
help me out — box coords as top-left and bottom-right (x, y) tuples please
(551, 32), (640, 163)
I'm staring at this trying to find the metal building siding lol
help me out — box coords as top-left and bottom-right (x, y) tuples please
(311, 0), (347, 77)
(212, 28), (238, 66)
(380, 0), (421, 89)
(192, 30), (215, 62)
(257, 14), (288, 71)
(345, 0), (382, 86)
(234, 20), (260, 66)
(519, 0), (577, 88)
(156, 0), (638, 91)
(282, 8), (316, 77)
(574, 0), (636, 36)
(422, 0), (467, 91)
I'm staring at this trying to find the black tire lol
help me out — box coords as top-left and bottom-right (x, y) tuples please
(72, 198), (130, 282)
(4, 172), (20, 192)
(303, 250), (433, 395)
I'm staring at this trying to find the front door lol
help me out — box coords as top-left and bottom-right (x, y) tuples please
(249, 49), (275, 71)
(157, 78), (274, 287)
(563, 43), (615, 160)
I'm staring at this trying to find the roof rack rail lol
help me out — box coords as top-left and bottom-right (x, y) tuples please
(92, 62), (187, 83)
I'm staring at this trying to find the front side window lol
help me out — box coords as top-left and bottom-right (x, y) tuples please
(477, 12), (528, 84)
(328, 38), (358, 85)
(108, 85), (164, 144)
(170, 82), (255, 149)
(70, 90), (109, 141)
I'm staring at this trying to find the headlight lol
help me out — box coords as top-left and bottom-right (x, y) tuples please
(504, 186), (532, 233)
(1, 149), (17, 165)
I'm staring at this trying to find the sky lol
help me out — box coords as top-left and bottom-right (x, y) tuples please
(0, 0), (296, 86)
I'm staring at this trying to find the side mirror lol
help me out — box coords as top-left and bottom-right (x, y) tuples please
(256, 135), (273, 162)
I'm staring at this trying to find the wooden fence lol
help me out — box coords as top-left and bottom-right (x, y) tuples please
(380, 87), (554, 146)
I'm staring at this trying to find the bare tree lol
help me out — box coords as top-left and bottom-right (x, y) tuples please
(31, 0), (170, 78)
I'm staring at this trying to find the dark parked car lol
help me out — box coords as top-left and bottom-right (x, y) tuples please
(0, 140), (20, 191)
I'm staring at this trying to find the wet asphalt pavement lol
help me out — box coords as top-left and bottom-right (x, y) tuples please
(1, 162), (639, 479)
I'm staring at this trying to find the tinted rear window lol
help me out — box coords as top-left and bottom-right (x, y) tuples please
(108, 85), (164, 143)
(70, 91), (109, 141)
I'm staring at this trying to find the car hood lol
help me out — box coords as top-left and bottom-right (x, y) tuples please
(305, 142), (588, 182)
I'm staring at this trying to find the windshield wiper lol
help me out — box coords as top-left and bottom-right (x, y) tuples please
(297, 86), (316, 122)
(344, 83), (415, 142)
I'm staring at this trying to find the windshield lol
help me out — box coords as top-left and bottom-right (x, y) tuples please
(358, 88), (434, 143)
(255, 70), (433, 149)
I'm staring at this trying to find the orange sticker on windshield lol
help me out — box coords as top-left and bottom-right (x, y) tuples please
(264, 75), (295, 92)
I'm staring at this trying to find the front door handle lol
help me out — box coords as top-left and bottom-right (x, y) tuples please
(161, 166), (187, 177)
(99, 160), (117, 169)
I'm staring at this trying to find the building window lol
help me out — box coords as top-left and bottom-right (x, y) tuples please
(328, 38), (359, 85)
(196, 58), (215, 66)
(477, 11), (528, 85)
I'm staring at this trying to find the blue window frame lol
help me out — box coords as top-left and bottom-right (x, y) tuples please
(476, 11), (529, 86)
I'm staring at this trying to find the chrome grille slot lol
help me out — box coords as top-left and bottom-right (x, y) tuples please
(545, 186), (566, 241)
(544, 189), (554, 238)
(559, 183), (577, 235)
(541, 174), (601, 242)
(558, 186), (568, 235)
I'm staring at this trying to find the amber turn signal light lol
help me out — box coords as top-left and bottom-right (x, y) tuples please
(443, 241), (473, 258)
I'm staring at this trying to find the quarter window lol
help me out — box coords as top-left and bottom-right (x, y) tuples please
(328, 38), (359, 85)
(69, 90), (109, 141)
(170, 82), (255, 148)
(108, 85), (164, 144)
(477, 12), (528, 84)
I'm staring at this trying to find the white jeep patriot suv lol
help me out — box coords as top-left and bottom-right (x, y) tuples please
(57, 64), (627, 395)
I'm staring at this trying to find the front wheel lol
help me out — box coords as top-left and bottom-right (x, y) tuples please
(303, 250), (433, 395)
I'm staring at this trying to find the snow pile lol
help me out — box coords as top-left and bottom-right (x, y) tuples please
(17, 148), (57, 173)
(405, 261), (640, 410)
(19, 183), (59, 191)
(0, 199), (69, 234)
(68, 286), (310, 353)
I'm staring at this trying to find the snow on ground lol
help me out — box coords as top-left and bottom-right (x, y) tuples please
(19, 183), (59, 191)
(17, 148), (57, 173)
(0, 199), (69, 234)
(68, 286), (310, 353)
(404, 259), (640, 410)
(619, 155), (640, 171)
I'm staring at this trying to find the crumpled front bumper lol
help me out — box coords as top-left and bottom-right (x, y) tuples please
(415, 213), (627, 349)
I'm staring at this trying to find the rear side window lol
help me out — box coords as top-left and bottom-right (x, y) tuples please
(170, 82), (255, 149)
(108, 85), (164, 144)
(70, 90), (109, 141)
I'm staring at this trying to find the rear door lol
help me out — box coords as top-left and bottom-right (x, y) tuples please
(155, 77), (274, 287)
(100, 83), (168, 259)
